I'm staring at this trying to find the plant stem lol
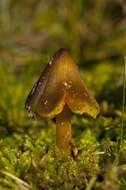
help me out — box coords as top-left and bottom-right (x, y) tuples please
(56, 104), (71, 152)
(0, 170), (31, 189)
(120, 57), (126, 146)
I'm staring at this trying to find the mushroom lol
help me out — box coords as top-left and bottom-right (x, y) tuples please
(25, 48), (100, 152)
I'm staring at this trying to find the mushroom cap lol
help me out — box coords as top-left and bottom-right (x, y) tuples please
(25, 48), (99, 119)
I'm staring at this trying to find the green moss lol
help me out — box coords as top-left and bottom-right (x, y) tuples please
(0, 59), (125, 189)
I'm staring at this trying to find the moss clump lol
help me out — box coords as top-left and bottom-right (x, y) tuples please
(0, 61), (125, 189)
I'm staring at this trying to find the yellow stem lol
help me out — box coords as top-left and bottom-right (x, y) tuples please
(56, 105), (71, 152)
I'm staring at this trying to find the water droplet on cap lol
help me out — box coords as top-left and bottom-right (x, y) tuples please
(49, 57), (53, 66)
(44, 100), (48, 105)
(31, 83), (37, 95)
(64, 82), (68, 87)
(28, 111), (34, 118)
(38, 82), (42, 85)
(26, 105), (31, 111)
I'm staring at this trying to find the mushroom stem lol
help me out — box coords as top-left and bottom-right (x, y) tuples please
(56, 104), (71, 152)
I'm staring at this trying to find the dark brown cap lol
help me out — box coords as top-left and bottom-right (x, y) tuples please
(25, 48), (99, 119)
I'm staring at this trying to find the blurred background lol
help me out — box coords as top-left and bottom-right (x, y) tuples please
(0, 0), (126, 64)
(0, 0), (125, 129)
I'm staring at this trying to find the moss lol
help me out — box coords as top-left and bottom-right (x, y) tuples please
(0, 59), (125, 189)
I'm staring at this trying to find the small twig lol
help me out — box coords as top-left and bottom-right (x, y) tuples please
(120, 57), (126, 146)
(0, 170), (31, 189)
(95, 151), (105, 155)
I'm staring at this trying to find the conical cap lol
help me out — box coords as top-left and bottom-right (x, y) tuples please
(25, 49), (99, 119)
